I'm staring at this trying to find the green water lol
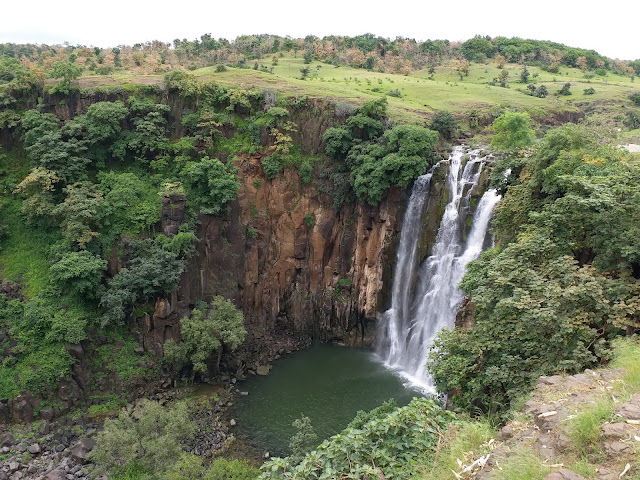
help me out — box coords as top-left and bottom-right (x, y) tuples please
(231, 344), (421, 456)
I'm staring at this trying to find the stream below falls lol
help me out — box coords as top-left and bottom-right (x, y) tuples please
(230, 344), (420, 457)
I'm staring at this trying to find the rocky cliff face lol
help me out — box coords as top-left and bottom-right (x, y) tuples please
(143, 149), (495, 354)
(175, 155), (408, 348)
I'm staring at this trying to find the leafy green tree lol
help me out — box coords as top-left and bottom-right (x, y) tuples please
(12, 167), (60, 225)
(98, 171), (161, 238)
(536, 84), (548, 98)
(88, 400), (196, 476)
(23, 121), (90, 182)
(489, 112), (535, 152)
(20, 110), (59, 148)
(100, 239), (185, 325)
(322, 127), (354, 160)
(50, 250), (107, 299)
(557, 82), (572, 95)
(180, 157), (239, 215)
(288, 416), (317, 465)
(163, 295), (246, 374)
(429, 110), (458, 140)
(49, 61), (83, 94)
(55, 182), (104, 248)
(428, 231), (638, 414)
(520, 66), (530, 83)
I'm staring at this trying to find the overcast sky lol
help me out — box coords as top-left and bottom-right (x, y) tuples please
(3, 0), (638, 60)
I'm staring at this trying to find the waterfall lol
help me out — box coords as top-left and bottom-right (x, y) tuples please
(376, 146), (501, 392)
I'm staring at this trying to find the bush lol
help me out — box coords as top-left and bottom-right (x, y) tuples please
(298, 160), (312, 184)
(387, 89), (401, 98)
(88, 400), (196, 477)
(215, 64), (227, 73)
(261, 398), (455, 479)
(629, 92), (640, 106)
(303, 213), (315, 227)
(50, 250), (107, 300)
(583, 87), (596, 95)
(557, 82), (572, 95)
(180, 157), (239, 215)
(262, 155), (283, 180)
(430, 111), (458, 140)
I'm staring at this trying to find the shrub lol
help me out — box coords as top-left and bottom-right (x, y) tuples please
(262, 155), (283, 180)
(430, 110), (458, 140)
(50, 250), (107, 299)
(630, 92), (640, 106)
(583, 87), (596, 95)
(298, 160), (312, 184)
(387, 89), (401, 98)
(88, 400), (196, 477)
(180, 157), (239, 215)
(261, 398), (455, 479)
(557, 82), (572, 95)
(303, 213), (315, 227)
(215, 64), (227, 73)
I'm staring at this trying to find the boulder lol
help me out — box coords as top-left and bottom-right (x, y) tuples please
(600, 422), (634, 439)
(69, 437), (96, 464)
(0, 432), (14, 447)
(28, 443), (41, 454)
(256, 365), (272, 376)
(543, 469), (585, 480)
(616, 394), (640, 420)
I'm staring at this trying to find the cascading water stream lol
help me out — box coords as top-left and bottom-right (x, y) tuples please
(377, 146), (501, 392)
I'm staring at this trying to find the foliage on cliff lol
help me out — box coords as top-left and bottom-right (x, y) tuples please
(428, 123), (640, 414)
(321, 98), (439, 206)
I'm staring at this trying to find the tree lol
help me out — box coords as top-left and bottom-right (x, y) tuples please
(12, 168), (60, 225)
(180, 157), (239, 215)
(536, 85), (548, 98)
(100, 239), (185, 325)
(163, 296), (247, 374)
(88, 401), (196, 476)
(520, 66), (530, 83)
(430, 111), (458, 140)
(557, 82), (572, 96)
(49, 61), (83, 94)
(55, 182), (104, 248)
(288, 416), (317, 465)
(495, 55), (506, 69)
(576, 56), (588, 71)
(490, 112), (535, 152)
(50, 250), (106, 299)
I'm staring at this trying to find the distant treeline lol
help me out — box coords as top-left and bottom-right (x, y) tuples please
(1, 33), (639, 77)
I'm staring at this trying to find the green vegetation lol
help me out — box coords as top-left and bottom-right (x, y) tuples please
(429, 122), (640, 414)
(261, 398), (455, 479)
(88, 400), (196, 477)
(163, 296), (246, 375)
(321, 98), (438, 205)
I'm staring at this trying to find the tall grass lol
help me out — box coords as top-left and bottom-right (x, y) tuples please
(421, 419), (495, 480)
(491, 447), (552, 480)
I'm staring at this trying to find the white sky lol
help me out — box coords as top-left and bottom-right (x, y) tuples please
(3, 0), (638, 60)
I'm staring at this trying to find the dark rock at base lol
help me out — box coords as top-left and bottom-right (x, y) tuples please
(0, 432), (14, 447)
